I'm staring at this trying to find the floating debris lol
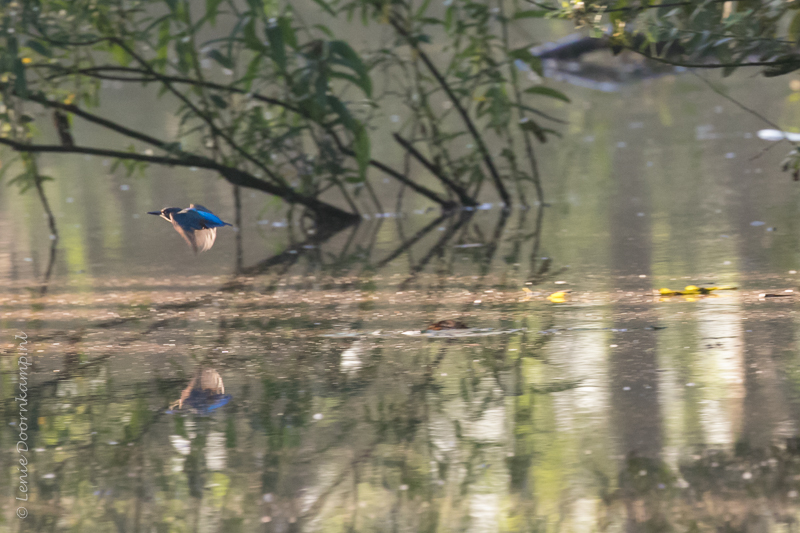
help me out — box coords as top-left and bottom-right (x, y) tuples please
(658, 285), (737, 297)
(547, 290), (571, 303)
(758, 290), (794, 299)
(426, 320), (468, 331)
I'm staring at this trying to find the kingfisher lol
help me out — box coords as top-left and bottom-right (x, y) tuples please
(147, 204), (232, 253)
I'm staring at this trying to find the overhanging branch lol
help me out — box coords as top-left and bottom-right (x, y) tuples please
(0, 137), (359, 222)
(36, 63), (465, 208)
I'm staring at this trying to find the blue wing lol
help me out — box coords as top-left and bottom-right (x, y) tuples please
(169, 211), (218, 253)
(188, 204), (231, 228)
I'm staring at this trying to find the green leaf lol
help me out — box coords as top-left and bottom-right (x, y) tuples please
(207, 49), (234, 69)
(524, 86), (571, 103)
(329, 40), (372, 97)
(175, 40), (193, 73)
(157, 20), (171, 62)
(13, 58), (27, 97)
(313, 24), (335, 38)
(110, 44), (132, 67)
(8, 172), (34, 193)
(444, 6), (455, 31)
(519, 119), (548, 143)
(206, 0), (225, 25)
(278, 17), (298, 50)
(243, 17), (266, 52)
(25, 40), (51, 58)
(210, 94), (228, 108)
(265, 23), (287, 71)
(241, 53), (264, 91)
(326, 95), (356, 130)
(415, 0), (434, 18)
(310, 0), (336, 16)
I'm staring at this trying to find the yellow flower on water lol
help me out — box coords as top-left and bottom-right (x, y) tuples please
(548, 290), (570, 303)
(21, 57), (32, 64)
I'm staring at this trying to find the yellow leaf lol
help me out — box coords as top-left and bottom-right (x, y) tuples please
(548, 290), (570, 303)
(21, 57), (32, 64)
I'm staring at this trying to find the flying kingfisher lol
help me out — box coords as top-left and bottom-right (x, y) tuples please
(147, 204), (232, 253)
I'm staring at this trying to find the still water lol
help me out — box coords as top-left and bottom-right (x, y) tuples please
(4, 45), (800, 532)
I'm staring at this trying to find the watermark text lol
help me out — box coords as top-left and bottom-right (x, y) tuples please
(14, 332), (29, 519)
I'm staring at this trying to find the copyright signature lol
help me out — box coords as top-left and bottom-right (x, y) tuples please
(16, 507), (27, 519)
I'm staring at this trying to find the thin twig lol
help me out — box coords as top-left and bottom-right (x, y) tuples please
(691, 72), (795, 161)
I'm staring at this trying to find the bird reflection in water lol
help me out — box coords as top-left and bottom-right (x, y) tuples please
(167, 367), (231, 415)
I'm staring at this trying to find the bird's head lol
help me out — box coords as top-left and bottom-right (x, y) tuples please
(147, 207), (182, 221)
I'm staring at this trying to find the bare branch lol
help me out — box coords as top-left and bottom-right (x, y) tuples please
(393, 133), (477, 206)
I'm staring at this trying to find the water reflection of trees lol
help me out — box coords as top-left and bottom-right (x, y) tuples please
(13, 322), (800, 531)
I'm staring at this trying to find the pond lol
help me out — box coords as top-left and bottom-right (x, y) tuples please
(3, 32), (800, 533)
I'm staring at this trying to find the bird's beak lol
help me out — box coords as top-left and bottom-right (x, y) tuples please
(147, 211), (161, 215)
